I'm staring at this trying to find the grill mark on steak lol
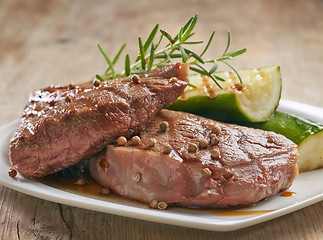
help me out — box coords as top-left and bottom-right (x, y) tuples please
(10, 63), (189, 178)
(90, 109), (299, 208)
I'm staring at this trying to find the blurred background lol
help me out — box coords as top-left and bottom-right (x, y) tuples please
(1, 0), (322, 125)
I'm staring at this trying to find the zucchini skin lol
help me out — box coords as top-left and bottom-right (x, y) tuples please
(253, 111), (323, 145)
(168, 94), (252, 122)
(194, 110), (323, 147)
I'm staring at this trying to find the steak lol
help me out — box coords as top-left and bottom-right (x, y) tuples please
(10, 63), (189, 178)
(90, 110), (299, 208)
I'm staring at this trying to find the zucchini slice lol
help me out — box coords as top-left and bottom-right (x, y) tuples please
(257, 111), (323, 172)
(168, 66), (282, 122)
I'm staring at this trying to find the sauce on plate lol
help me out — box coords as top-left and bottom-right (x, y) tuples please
(40, 162), (280, 216)
(280, 191), (296, 197)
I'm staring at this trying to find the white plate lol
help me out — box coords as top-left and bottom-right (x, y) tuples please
(0, 99), (323, 232)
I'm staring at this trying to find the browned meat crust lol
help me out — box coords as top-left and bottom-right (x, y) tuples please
(10, 63), (189, 178)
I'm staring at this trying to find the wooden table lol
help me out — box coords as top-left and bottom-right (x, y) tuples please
(1, 0), (322, 239)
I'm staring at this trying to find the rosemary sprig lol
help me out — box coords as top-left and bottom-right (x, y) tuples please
(98, 44), (115, 79)
(96, 14), (246, 89)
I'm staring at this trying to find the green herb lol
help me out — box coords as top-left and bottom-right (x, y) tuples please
(97, 44), (115, 79)
(96, 14), (246, 89)
(95, 74), (105, 82)
(125, 54), (130, 76)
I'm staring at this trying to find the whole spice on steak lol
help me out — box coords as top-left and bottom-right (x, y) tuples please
(90, 110), (299, 208)
(9, 63), (189, 178)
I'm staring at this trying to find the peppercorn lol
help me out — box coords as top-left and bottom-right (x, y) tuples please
(212, 125), (221, 135)
(131, 173), (141, 183)
(199, 138), (208, 149)
(93, 79), (101, 87)
(131, 74), (140, 84)
(211, 149), (220, 159)
(147, 138), (157, 147)
(117, 136), (127, 146)
(149, 200), (158, 209)
(8, 168), (17, 178)
(130, 136), (141, 145)
(210, 134), (220, 145)
(160, 121), (169, 132)
(203, 167), (212, 176)
(162, 144), (172, 154)
(188, 143), (198, 152)
(65, 96), (72, 103)
(75, 179), (85, 185)
(68, 83), (75, 90)
(157, 201), (168, 210)
(101, 188), (111, 195)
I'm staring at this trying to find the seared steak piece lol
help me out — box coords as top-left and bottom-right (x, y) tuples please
(10, 63), (189, 178)
(90, 110), (299, 208)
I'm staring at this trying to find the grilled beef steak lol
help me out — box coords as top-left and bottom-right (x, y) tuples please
(90, 110), (299, 208)
(10, 63), (189, 178)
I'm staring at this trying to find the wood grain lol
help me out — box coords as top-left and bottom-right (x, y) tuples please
(0, 0), (323, 239)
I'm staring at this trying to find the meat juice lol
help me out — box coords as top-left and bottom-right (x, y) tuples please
(41, 169), (282, 216)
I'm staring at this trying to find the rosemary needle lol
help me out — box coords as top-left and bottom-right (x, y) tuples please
(96, 14), (246, 88)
